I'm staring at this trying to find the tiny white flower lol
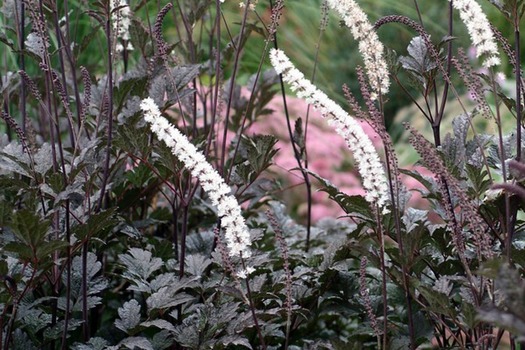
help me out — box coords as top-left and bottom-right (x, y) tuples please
(140, 98), (252, 258)
(239, 0), (257, 10)
(236, 266), (255, 279)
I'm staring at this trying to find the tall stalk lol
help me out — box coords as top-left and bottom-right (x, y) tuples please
(97, 2), (115, 211)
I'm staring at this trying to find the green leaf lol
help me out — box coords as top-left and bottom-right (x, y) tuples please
(415, 282), (457, 318)
(305, 170), (374, 221)
(11, 210), (49, 248)
(35, 240), (68, 261)
(114, 76), (149, 112)
(3, 242), (34, 261)
(73, 208), (117, 241)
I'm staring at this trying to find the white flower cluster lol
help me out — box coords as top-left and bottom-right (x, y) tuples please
(239, 0), (258, 11)
(269, 49), (390, 212)
(111, 0), (134, 53)
(327, 0), (389, 100)
(140, 98), (252, 259)
(450, 0), (500, 67)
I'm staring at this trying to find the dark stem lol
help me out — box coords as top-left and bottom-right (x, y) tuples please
(514, 27), (522, 162)
(244, 271), (267, 349)
(60, 201), (72, 349)
(97, 5), (115, 210)
(382, 149), (415, 349)
(19, 0), (26, 133)
(220, 0), (251, 177)
(269, 0), (312, 251)
(82, 242), (89, 340)
(435, 0), (454, 133)
(61, 0), (85, 131)
(376, 212), (388, 349)
(52, 2), (75, 148)
(412, 0), (424, 26)
(179, 203), (189, 279)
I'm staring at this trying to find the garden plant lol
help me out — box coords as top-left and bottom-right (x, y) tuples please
(1, 0), (525, 349)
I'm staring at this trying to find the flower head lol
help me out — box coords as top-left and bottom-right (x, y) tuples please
(449, 0), (500, 67)
(140, 98), (251, 258)
(269, 49), (390, 212)
(327, 0), (389, 99)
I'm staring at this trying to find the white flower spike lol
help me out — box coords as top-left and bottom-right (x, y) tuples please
(140, 97), (252, 259)
(449, 0), (500, 67)
(326, 0), (390, 100)
(269, 48), (390, 212)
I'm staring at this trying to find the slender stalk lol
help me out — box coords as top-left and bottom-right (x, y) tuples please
(220, 0), (251, 176)
(179, 203), (189, 278)
(243, 268), (267, 349)
(97, 4), (115, 210)
(60, 201), (72, 349)
(376, 210), (388, 349)
(269, 0), (312, 251)
(436, 1), (454, 132)
(18, 0), (26, 133)
(515, 22), (522, 162)
(52, 1), (76, 148)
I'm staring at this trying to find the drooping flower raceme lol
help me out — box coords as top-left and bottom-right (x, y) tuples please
(140, 98), (251, 259)
(269, 48), (390, 212)
(327, 0), (389, 100)
(450, 0), (500, 68)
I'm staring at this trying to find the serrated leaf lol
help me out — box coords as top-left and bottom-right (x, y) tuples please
(114, 76), (149, 112)
(10, 209), (49, 248)
(6, 330), (38, 350)
(72, 337), (108, 350)
(21, 308), (52, 333)
(115, 300), (142, 333)
(149, 65), (201, 106)
(402, 208), (428, 233)
(416, 282), (456, 318)
(146, 288), (194, 312)
(73, 208), (117, 241)
(114, 337), (154, 350)
(219, 336), (252, 349)
(44, 319), (83, 340)
(36, 240), (68, 260)
(120, 248), (163, 283)
(305, 169), (374, 221)
(185, 254), (212, 277)
(149, 273), (177, 292)
(140, 319), (176, 332)
(25, 32), (46, 59)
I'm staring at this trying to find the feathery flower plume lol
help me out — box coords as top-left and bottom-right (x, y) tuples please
(269, 48), (390, 212)
(326, 0), (389, 100)
(449, 0), (500, 67)
(140, 98), (252, 259)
